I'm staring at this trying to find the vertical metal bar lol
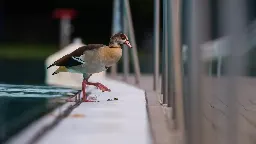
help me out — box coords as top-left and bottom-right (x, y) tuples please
(122, 0), (129, 81)
(208, 59), (212, 76)
(181, 0), (190, 133)
(111, 0), (122, 76)
(220, 0), (247, 144)
(161, 0), (168, 104)
(124, 0), (141, 85)
(171, 0), (185, 137)
(167, 0), (174, 108)
(153, 0), (160, 91)
(187, 0), (210, 144)
(217, 55), (222, 77)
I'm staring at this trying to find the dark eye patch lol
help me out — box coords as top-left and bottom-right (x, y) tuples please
(120, 34), (126, 40)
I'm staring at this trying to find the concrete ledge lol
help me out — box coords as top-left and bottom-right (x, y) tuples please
(110, 74), (180, 144)
(7, 78), (152, 144)
(145, 91), (178, 144)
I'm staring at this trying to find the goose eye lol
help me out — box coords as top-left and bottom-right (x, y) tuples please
(120, 34), (126, 40)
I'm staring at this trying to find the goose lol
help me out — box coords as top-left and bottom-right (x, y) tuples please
(47, 33), (132, 102)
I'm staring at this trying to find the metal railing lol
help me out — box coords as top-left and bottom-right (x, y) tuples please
(111, 0), (253, 143)
(155, 0), (249, 144)
(110, 0), (141, 85)
(153, 0), (160, 92)
(160, 0), (186, 141)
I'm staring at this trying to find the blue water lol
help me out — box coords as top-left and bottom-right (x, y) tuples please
(0, 84), (78, 98)
(0, 83), (78, 143)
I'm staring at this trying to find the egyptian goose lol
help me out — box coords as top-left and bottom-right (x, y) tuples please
(47, 33), (132, 102)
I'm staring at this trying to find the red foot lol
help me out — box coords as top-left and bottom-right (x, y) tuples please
(66, 80), (109, 103)
(87, 82), (111, 92)
(96, 83), (111, 92)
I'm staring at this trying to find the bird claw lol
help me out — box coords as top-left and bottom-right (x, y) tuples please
(95, 83), (111, 92)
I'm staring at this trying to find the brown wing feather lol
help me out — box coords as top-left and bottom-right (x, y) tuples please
(47, 44), (104, 68)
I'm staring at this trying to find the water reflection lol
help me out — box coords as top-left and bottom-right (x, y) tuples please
(0, 84), (78, 143)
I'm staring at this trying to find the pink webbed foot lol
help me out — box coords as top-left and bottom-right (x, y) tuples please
(65, 79), (110, 102)
(87, 82), (111, 92)
(81, 81), (99, 102)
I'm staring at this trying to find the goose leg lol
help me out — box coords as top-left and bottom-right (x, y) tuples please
(84, 74), (111, 92)
(81, 80), (96, 102)
(66, 74), (110, 102)
(86, 82), (111, 92)
(66, 80), (96, 102)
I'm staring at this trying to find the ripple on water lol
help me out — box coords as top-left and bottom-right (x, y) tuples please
(0, 84), (78, 98)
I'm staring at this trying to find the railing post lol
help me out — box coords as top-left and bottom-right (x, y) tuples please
(220, 0), (247, 144)
(186, 0), (210, 143)
(153, 0), (160, 91)
(111, 0), (122, 76)
(171, 0), (185, 138)
(167, 0), (174, 108)
(161, 0), (168, 104)
(122, 0), (129, 81)
(181, 0), (190, 141)
(217, 55), (222, 77)
(124, 0), (141, 85)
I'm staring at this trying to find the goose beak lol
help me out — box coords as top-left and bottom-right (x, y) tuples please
(124, 40), (132, 48)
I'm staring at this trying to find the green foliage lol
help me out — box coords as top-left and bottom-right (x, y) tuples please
(0, 44), (57, 59)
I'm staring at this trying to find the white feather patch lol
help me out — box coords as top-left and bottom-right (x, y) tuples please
(71, 56), (85, 64)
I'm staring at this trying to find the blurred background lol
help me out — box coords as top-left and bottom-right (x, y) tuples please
(1, 0), (256, 85)
(0, 0), (155, 85)
(1, 0), (256, 143)
(0, 0), (156, 142)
